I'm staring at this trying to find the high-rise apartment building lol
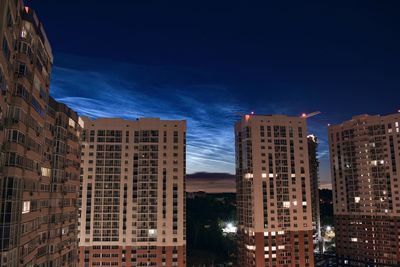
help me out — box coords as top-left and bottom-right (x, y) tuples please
(235, 114), (314, 267)
(78, 117), (186, 267)
(307, 135), (321, 252)
(0, 1), (82, 266)
(329, 114), (400, 266)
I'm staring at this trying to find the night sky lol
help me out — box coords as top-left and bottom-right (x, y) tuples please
(28, 1), (400, 191)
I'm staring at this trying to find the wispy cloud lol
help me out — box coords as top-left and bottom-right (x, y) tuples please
(51, 56), (240, 174)
(50, 54), (333, 182)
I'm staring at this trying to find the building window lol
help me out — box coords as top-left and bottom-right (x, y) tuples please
(2, 37), (10, 61)
(22, 201), (30, 214)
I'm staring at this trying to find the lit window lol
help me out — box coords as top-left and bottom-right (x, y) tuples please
(262, 173), (267, 178)
(278, 245), (285, 250)
(21, 28), (27, 38)
(354, 197), (360, 203)
(283, 201), (290, 208)
(69, 118), (76, 128)
(22, 201), (30, 214)
(79, 117), (85, 128)
(41, 167), (51, 177)
(351, 237), (358, 242)
(148, 229), (157, 237)
(244, 173), (253, 179)
(246, 245), (255, 250)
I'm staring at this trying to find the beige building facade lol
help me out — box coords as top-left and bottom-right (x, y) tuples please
(329, 114), (400, 266)
(78, 117), (186, 267)
(0, 1), (82, 266)
(235, 114), (314, 267)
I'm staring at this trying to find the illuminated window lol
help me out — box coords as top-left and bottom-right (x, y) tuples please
(148, 229), (157, 237)
(244, 173), (253, 179)
(22, 201), (30, 214)
(246, 245), (255, 250)
(41, 167), (51, 177)
(21, 29), (27, 38)
(351, 237), (358, 242)
(354, 197), (360, 203)
(69, 118), (76, 128)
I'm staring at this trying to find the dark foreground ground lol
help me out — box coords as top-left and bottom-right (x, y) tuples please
(186, 193), (236, 267)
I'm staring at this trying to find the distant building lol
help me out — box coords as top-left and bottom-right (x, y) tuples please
(329, 114), (400, 266)
(78, 117), (186, 266)
(307, 135), (322, 252)
(235, 114), (314, 267)
(1, 1), (81, 266)
(186, 191), (207, 199)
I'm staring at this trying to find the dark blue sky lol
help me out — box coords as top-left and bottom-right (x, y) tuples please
(29, 0), (400, 184)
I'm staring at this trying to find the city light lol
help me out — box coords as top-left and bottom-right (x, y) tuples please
(222, 222), (237, 234)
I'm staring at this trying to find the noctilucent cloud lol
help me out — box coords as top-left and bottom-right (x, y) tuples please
(29, 1), (400, 184)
